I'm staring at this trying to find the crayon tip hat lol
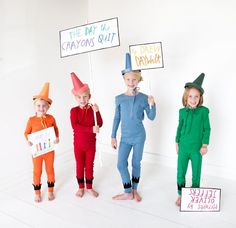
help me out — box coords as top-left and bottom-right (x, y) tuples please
(71, 72), (89, 95)
(185, 73), (205, 95)
(121, 52), (141, 75)
(33, 82), (52, 104)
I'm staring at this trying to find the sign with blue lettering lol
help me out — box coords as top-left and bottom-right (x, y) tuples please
(129, 42), (164, 70)
(180, 187), (221, 212)
(59, 17), (120, 57)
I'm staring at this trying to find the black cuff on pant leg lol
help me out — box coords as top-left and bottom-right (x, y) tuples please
(47, 181), (55, 188)
(177, 183), (185, 191)
(77, 177), (85, 184)
(132, 176), (140, 184)
(123, 181), (132, 189)
(86, 178), (93, 184)
(33, 184), (42, 190)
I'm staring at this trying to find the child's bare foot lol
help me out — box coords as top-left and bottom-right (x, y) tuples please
(76, 189), (85, 198)
(48, 192), (55, 201)
(175, 196), (181, 207)
(87, 189), (99, 198)
(34, 194), (42, 203)
(112, 192), (133, 200)
(133, 190), (142, 202)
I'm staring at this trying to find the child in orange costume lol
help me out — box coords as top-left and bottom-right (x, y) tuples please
(24, 82), (59, 202)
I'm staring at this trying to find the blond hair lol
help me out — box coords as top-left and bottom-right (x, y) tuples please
(182, 87), (203, 107)
(124, 71), (143, 82)
(33, 98), (51, 108)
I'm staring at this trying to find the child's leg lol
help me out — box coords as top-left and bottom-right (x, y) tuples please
(74, 146), (85, 190)
(177, 148), (189, 195)
(176, 146), (189, 206)
(117, 142), (133, 192)
(131, 142), (144, 189)
(113, 142), (133, 200)
(131, 141), (145, 202)
(190, 150), (202, 188)
(32, 156), (43, 202)
(44, 152), (55, 200)
(85, 143), (98, 197)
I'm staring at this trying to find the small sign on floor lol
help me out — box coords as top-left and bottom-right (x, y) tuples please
(180, 187), (221, 212)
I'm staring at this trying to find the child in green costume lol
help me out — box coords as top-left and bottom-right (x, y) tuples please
(175, 73), (211, 206)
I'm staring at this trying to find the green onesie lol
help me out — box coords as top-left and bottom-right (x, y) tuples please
(175, 106), (211, 195)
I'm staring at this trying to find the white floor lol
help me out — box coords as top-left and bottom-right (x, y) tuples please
(0, 149), (236, 228)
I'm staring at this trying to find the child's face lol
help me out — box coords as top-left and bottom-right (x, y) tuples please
(34, 99), (50, 116)
(187, 88), (201, 108)
(75, 92), (90, 108)
(124, 72), (140, 92)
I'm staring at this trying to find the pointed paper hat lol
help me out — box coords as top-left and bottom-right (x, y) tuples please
(71, 72), (89, 95)
(185, 73), (205, 94)
(33, 82), (52, 104)
(121, 52), (141, 75)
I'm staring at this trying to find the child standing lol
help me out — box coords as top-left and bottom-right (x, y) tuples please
(111, 53), (156, 202)
(70, 72), (103, 198)
(175, 73), (211, 206)
(24, 82), (59, 202)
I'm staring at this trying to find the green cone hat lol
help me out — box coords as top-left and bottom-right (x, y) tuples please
(185, 73), (205, 94)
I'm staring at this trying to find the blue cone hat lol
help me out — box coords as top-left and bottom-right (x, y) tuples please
(121, 53), (141, 75)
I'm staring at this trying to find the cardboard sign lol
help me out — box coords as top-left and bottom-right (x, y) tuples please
(28, 127), (56, 158)
(59, 17), (120, 57)
(180, 187), (221, 212)
(129, 42), (164, 70)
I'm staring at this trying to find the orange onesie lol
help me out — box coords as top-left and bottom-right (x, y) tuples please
(24, 114), (59, 194)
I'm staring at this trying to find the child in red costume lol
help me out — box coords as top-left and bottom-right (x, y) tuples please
(24, 82), (59, 202)
(70, 72), (103, 198)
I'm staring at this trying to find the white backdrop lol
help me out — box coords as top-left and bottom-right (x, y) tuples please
(0, 0), (236, 182)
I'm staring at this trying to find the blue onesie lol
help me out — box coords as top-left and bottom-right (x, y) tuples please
(111, 92), (156, 193)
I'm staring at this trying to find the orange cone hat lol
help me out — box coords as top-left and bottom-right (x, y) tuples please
(33, 82), (52, 104)
(71, 72), (89, 95)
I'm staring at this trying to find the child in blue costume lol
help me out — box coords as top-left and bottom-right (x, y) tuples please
(111, 53), (156, 202)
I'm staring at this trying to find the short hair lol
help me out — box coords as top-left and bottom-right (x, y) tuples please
(182, 87), (203, 107)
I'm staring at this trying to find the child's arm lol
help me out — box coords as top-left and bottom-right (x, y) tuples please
(92, 104), (103, 128)
(145, 96), (156, 120)
(111, 97), (120, 149)
(24, 118), (33, 146)
(202, 107), (211, 146)
(175, 109), (183, 144)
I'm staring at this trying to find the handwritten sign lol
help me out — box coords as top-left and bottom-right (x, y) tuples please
(59, 17), (120, 57)
(180, 187), (221, 212)
(28, 127), (56, 158)
(129, 42), (164, 70)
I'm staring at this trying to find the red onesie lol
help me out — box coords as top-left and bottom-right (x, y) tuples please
(70, 104), (103, 189)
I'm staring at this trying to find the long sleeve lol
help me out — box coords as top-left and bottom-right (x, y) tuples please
(111, 97), (120, 138)
(96, 111), (103, 128)
(51, 116), (59, 138)
(175, 109), (183, 143)
(24, 118), (32, 140)
(202, 108), (211, 145)
(144, 103), (156, 120)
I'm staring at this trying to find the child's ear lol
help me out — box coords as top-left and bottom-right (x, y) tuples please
(89, 94), (91, 99)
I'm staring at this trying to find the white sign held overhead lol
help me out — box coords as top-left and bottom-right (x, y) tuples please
(60, 17), (120, 57)
(129, 42), (164, 70)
